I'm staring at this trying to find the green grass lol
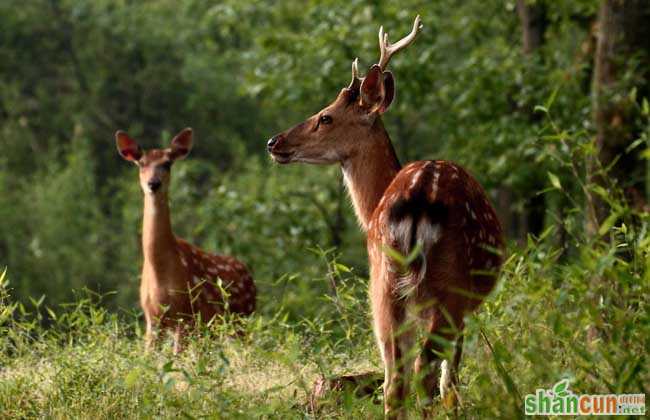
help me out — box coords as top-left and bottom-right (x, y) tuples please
(1, 221), (648, 418)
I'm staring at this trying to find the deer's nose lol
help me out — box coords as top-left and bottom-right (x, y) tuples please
(267, 135), (282, 151)
(148, 179), (162, 192)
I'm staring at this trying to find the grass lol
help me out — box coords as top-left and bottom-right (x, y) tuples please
(1, 218), (648, 418)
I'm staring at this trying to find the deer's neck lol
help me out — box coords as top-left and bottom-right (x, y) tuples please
(142, 193), (179, 269)
(342, 118), (401, 232)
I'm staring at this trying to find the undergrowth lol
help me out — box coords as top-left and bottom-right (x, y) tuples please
(1, 212), (648, 419)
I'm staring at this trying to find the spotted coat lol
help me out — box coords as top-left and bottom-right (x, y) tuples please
(176, 239), (256, 317)
(368, 159), (504, 311)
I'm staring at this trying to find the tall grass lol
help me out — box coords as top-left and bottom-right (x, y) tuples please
(1, 205), (648, 418)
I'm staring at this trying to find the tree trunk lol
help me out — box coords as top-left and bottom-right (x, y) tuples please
(499, 1), (547, 242)
(589, 0), (650, 235)
(516, 0), (547, 54)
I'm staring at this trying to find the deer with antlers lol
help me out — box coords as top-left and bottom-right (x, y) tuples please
(117, 128), (256, 354)
(267, 16), (503, 417)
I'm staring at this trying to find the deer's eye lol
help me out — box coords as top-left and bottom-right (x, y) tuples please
(160, 161), (172, 171)
(319, 115), (333, 125)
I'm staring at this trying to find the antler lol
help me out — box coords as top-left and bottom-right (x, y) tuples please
(378, 15), (422, 71)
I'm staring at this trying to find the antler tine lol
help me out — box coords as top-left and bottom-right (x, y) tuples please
(378, 15), (422, 71)
(348, 57), (361, 89)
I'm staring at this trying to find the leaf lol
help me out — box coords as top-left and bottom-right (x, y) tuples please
(334, 263), (351, 273)
(625, 137), (645, 153)
(590, 185), (610, 201)
(404, 243), (423, 266)
(629, 87), (637, 103)
(162, 361), (175, 373)
(46, 306), (57, 321)
(544, 86), (559, 110)
(599, 212), (619, 236)
(548, 172), (562, 190)
(381, 245), (407, 267)
(124, 370), (140, 388)
(642, 148), (650, 159)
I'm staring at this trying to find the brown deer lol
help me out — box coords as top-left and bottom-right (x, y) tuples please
(267, 16), (503, 418)
(116, 128), (256, 354)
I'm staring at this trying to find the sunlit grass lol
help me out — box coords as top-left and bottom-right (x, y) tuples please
(1, 221), (648, 418)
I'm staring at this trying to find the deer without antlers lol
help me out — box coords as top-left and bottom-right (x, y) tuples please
(267, 16), (503, 418)
(117, 128), (256, 354)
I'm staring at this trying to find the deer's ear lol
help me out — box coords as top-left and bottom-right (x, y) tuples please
(115, 131), (142, 162)
(170, 128), (193, 160)
(379, 71), (395, 114)
(360, 64), (386, 112)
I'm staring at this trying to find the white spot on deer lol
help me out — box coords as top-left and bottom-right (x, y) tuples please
(430, 169), (441, 201)
(410, 169), (424, 189)
(465, 202), (471, 212)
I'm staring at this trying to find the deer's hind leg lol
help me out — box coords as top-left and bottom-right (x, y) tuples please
(414, 306), (463, 416)
(144, 312), (161, 353)
(371, 279), (417, 419)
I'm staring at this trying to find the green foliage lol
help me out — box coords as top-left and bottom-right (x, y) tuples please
(1, 0), (645, 308)
(0, 0), (649, 417)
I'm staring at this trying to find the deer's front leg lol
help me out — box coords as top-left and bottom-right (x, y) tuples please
(172, 320), (189, 355)
(144, 314), (160, 353)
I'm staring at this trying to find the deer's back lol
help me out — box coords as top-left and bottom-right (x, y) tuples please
(369, 160), (504, 311)
(176, 239), (256, 317)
